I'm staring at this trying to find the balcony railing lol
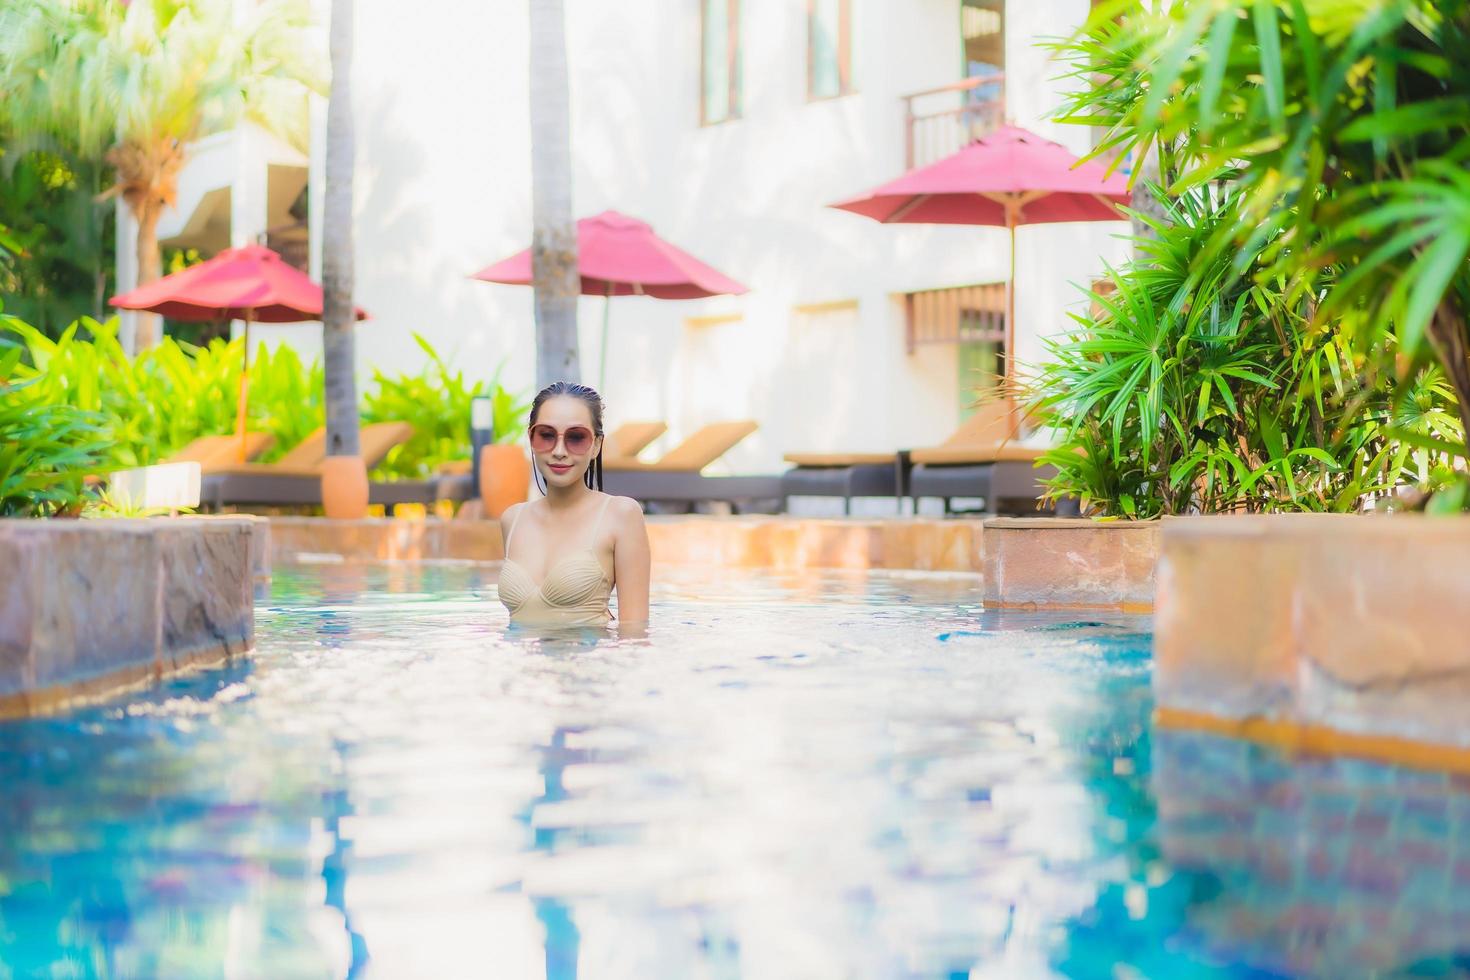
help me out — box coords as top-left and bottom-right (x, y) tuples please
(903, 282), (1006, 353)
(266, 221), (310, 273)
(902, 75), (1005, 170)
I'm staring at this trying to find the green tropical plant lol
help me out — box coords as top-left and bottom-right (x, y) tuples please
(3, 314), (526, 482)
(362, 333), (530, 479)
(0, 0), (325, 350)
(0, 315), (315, 466)
(0, 145), (114, 335)
(247, 343), (325, 463)
(1056, 0), (1470, 502)
(0, 222), (19, 261)
(1029, 185), (1461, 517)
(3, 314), (231, 467)
(0, 343), (108, 517)
(83, 485), (193, 519)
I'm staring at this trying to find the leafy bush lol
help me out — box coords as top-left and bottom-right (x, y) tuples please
(1029, 186), (1462, 517)
(0, 148), (115, 336)
(1055, 0), (1470, 508)
(1, 315), (525, 481)
(248, 343), (325, 463)
(0, 344), (108, 517)
(362, 333), (529, 479)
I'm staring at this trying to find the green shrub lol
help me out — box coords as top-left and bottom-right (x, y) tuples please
(2, 314), (238, 466)
(1029, 186), (1462, 517)
(1, 315), (526, 481)
(247, 342), (325, 463)
(0, 344), (108, 517)
(1054, 0), (1470, 510)
(362, 333), (529, 479)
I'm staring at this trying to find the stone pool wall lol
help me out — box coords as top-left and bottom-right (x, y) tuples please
(269, 516), (506, 563)
(981, 518), (1161, 611)
(0, 517), (261, 718)
(268, 516), (987, 572)
(645, 517), (984, 571)
(1154, 514), (1470, 771)
(268, 516), (1172, 604)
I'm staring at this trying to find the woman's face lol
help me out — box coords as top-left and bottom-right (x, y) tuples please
(529, 396), (601, 491)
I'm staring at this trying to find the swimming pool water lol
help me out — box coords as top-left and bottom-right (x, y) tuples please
(1, 563), (1468, 979)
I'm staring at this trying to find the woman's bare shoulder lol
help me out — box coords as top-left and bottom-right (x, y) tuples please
(603, 494), (646, 527)
(500, 501), (529, 529)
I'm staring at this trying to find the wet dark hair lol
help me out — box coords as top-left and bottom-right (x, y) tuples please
(528, 381), (605, 492)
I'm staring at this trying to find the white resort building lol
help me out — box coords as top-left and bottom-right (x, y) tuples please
(116, 0), (1128, 477)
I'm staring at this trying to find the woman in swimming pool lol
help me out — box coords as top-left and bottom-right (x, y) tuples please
(498, 382), (650, 628)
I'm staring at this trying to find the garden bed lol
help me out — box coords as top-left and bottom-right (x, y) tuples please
(0, 517), (262, 718)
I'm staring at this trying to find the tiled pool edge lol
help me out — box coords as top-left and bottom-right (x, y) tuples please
(0, 517), (261, 719)
(1155, 515), (1470, 772)
(1154, 708), (1470, 775)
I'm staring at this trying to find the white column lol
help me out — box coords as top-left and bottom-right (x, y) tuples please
(115, 200), (139, 354)
(307, 92), (327, 282)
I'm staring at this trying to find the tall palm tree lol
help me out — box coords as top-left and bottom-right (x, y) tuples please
(0, 0), (324, 351)
(528, 0), (581, 387)
(321, 0), (359, 460)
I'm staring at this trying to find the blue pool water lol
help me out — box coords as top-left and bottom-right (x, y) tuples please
(1, 563), (1468, 979)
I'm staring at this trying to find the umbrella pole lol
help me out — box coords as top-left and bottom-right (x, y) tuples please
(235, 314), (254, 463)
(598, 285), (612, 392)
(1005, 207), (1017, 391)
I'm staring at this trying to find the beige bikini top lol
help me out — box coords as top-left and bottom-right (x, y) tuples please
(499, 495), (614, 627)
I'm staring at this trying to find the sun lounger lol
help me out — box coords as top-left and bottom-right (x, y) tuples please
(601, 420), (780, 512)
(779, 451), (902, 514)
(603, 421), (758, 473)
(201, 422), (413, 510)
(603, 421), (668, 463)
(368, 464), (476, 512)
(780, 402), (1057, 515)
(162, 431), (275, 472)
(906, 402), (1053, 515)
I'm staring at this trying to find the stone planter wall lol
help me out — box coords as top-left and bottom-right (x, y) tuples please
(645, 518), (984, 572)
(0, 517), (260, 718)
(982, 517), (1161, 611)
(1155, 515), (1470, 770)
(270, 517), (506, 563)
(267, 516), (986, 573)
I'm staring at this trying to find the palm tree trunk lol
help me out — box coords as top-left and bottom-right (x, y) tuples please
(528, 0), (581, 388)
(133, 200), (162, 350)
(322, 0), (360, 458)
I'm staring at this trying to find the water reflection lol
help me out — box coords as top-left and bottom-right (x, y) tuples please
(2, 563), (1466, 978)
(0, 662), (346, 976)
(1148, 729), (1470, 978)
(322, 743), (370, 977)
(529, 727), (583, 980)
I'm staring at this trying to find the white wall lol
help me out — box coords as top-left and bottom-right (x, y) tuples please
(170, 0), (1130, 472)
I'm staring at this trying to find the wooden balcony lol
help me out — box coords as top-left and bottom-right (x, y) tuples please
(902, 75), (1005, 170)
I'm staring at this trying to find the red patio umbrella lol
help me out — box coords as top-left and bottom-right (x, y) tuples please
(829, 125), (1129, 382)
(472, 209), (748, 388)
(111, 243), (368, 462)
